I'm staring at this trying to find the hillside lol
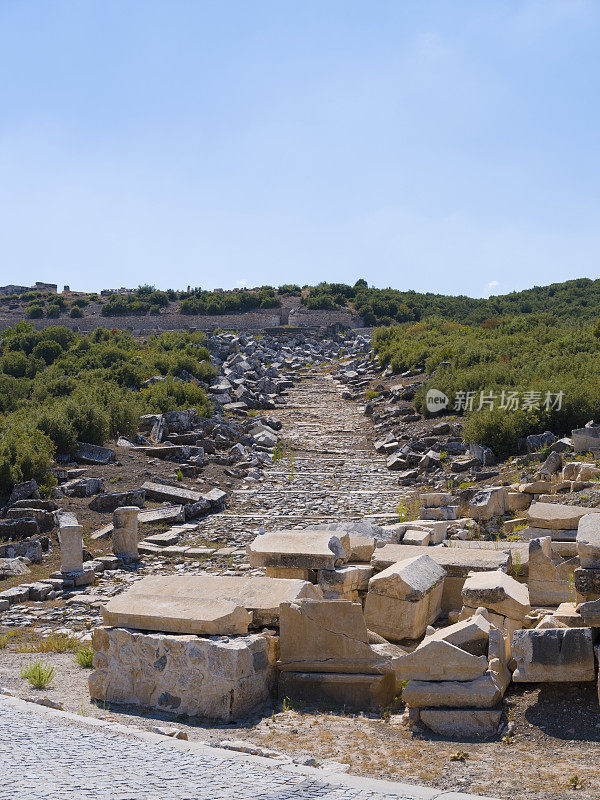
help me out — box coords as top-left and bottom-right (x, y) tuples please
(2, 277), (600, 329)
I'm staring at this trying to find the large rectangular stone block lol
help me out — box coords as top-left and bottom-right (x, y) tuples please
(364, 581), (444, 641)
(247, 529), (350, 570)
(102, 574), (322, 634)
(512, 628), (595, 682)
(89, 626), (276, 721)
(278, 671), (396, 711)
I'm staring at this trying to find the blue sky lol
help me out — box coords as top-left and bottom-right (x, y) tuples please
(0, 0), (599, 296)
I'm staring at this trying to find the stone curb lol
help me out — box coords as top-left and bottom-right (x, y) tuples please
(0, 694), (502, 800)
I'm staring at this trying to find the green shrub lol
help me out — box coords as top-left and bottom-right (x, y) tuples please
(70, 306), (84, 318)
(46, 304), (61, 318)
(20, 659), (56, 689)
(32, 340), (63, 365)
(75, 646), (94, 668)
(25, 305), (44, 319)
(0, 424), (56, 495)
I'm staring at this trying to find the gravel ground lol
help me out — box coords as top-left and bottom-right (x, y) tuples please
(1, 648), (599, 800)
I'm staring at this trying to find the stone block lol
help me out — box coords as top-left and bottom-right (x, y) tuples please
(89, 626), (276, 721)
(58, 524), (84, 573)
(465, 487), (508, 521)
(364, 580), (444, 642)
(461, 570), (530, 621)
(264, 566), (316, 581)
(368, 554), (446, 600)
(89, 490), (145, 513)
(420, 614), (491, 657)
(512, 628), (595, 682)
(395, 639), (488, 682)
(402, 529), (431, 546)
(141, 481), (202, 504)
(278, 671), (396, 711)
(573, 568), (600, 601)
(527, 502), (600, 531)
(529, 537), (578, 607)
(420, 493), (452, 508)
(247, 529), (350, 570)
(317, 565), (373, 596)
(418, 706), (503, 739)
(102, 574), (321, 634)
(402, 670), (509, 709)
(577, 513), (600, 569)
(112, 506), (139, 559)
(278, 599), (398, 674)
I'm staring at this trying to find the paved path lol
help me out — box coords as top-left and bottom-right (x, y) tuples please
(0, 697), (500, 800)
(198, 370), (408, 547)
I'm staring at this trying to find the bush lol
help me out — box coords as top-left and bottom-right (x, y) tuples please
(75, 646), (94, 668)
(25, 305), (44, 319)
(20, 659), (55, 689)
(32, 340), (63, 365)
(46, 304), (61, 318)
(70, 306), (84, 318)
(0, 424), (56, 496)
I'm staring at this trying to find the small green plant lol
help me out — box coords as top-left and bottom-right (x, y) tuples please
(568, 775), (584, 790)
(568, 572), (576, 603)
(513, 552), (523, 580)
(0, 631), (19, 649)
(365, 389), (380, 401)
(75, 646), (94, 668)
(450, 751), (469, 763)
(272, 441), (284, 462)
(396, 494), (419, 523)
(176, 468), (184, 481)
(20, 659), (56, 689)
(17, 633), (80, 654)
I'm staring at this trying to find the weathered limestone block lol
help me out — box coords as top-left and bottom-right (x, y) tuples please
(317, 565), (373, 597)
(512, 628), (595, 682)
(89, 626), (276, 721)
(264, 566), (317, 581)
(418, 707), (503, 739)
(102, 574), (322, 634)
(527, 502), (600, 531)
(577, 513), (600, 569)
(461, 570), (530, 622)
(572, 425), (600, 452)
(364, 555), (445, 641)
(112, 506), (139, 559)
(368, 554), (445, 600)
(278, 671), (396, 711)
(321, 522), (377, 562)
(392, 520), (450, 545)
(402, 529), (430, 546)
(373, 545), (511, 614)
(141, 481), (201, 504)
(420, 493), (453, 508)
(573, 568), (600, 602)
(278, 599), (399, 674)
(58, 524), (84, 574)
(464, 487), (508, 521)
(419, 613), (491, 657)
(420, 506), (459, 522)
(395, 639), (488, 682)
(247, 529), (350, 570)
(402, 670), (509, 709)
(528, 537), (578, 607)
(508, 491), (532, 512)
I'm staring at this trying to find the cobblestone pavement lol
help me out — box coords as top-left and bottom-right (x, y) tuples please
(0, 700), (443, 800)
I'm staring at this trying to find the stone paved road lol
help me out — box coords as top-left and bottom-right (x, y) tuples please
(0, 699), (498, 800)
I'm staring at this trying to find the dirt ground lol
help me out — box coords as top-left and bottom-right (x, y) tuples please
(1, 643), (599, 800)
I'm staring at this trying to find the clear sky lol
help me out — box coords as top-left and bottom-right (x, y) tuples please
(0, 0), (599, 296)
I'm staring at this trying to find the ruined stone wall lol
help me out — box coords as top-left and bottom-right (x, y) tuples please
(0, 307), (365, 334)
